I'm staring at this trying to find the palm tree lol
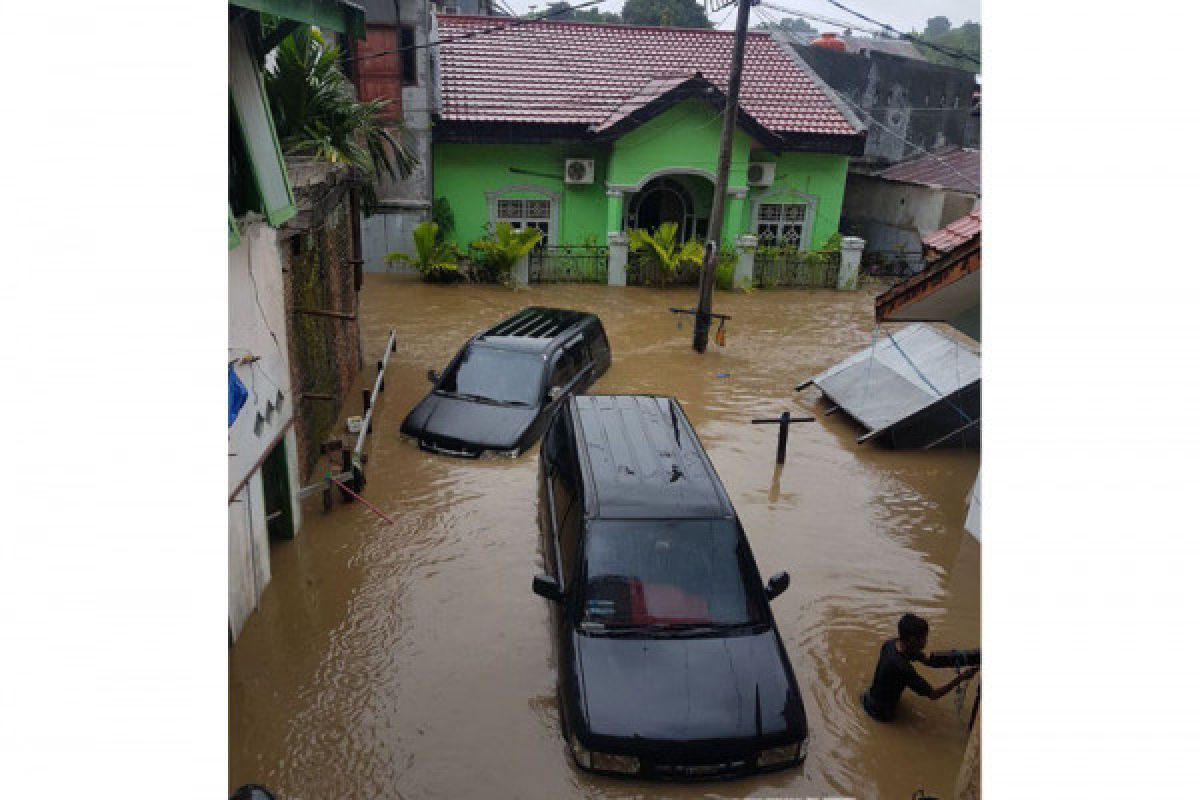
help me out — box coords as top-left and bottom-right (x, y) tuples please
(264, 27), (417, 207)
(628, 222), (706, 287)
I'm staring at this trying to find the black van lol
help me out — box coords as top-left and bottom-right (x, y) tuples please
(532, 395), (807, 780)
(401, 307), (610, 458)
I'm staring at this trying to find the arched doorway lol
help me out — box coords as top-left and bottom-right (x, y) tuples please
(627, 178), (694, 241)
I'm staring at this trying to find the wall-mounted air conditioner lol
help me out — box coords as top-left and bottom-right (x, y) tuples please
(747, 162), (775, 187)
(564, 158), (595, 185)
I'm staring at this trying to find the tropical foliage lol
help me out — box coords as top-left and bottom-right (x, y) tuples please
(627, 222), (706, 287)
(621, 0), (711, 29)
(385, 222), (462, 283)
(471, 222), (543, 285)
(264, 26), (417, 209)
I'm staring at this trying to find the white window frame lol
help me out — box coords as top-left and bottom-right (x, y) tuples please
(750, 191), (818, 250)
(486, 184), (560, 245)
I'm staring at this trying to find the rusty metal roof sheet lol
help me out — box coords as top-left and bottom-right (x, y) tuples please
(435, 15), (861, 137)
(877, 146), (980, 194)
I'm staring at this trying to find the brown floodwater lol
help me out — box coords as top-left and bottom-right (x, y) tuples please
(229, 276), (980, 800)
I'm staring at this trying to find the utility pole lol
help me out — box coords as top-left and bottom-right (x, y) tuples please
(694, 0), (755, 353)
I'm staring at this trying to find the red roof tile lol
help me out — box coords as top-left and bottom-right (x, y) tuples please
(923, 208), (982, 253)
(877, 146), (981, 194)
(435, 15), (861, 138)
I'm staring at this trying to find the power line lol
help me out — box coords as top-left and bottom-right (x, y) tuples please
(822, 0), (980, 66)
(760, 7), (981, 192)
(347, 0), (609, 62)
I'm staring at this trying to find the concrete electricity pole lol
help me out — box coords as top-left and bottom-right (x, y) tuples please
(694, 0), (755, 353)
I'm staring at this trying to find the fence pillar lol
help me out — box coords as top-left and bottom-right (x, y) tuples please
(733, 234), (757, 289)
(512, 252), (530, 286)
(838, 236), (866, 290)
(607, 232), (629, 286)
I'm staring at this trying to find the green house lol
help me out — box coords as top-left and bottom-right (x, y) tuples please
(431, 15), (866, 284)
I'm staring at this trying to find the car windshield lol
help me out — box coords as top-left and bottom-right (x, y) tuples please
(439, 345), (543, 406)
(581, 519), (763, 630)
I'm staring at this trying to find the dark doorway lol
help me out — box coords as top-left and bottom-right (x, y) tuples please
(262, 439), (295, 540)
(629, 178), (694, 241)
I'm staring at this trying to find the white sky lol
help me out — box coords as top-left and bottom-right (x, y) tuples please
(519, 0), (982, 34)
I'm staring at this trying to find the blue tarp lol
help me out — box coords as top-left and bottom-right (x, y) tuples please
(229, 363), (248, 428)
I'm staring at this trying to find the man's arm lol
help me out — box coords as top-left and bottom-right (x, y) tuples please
(926, 667), (978, 701)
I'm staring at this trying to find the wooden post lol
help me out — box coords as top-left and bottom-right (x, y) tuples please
(340, 449), (355, 502)
(362, 388), (371, 414)
(751, 412), (815, 465)
(693, 0), (753, 353)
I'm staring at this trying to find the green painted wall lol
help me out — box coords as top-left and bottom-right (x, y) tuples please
(607, 99), (752, 192)
(432, 100), (851, 252)
(433, 142), (610, 251)
(742, 150), (850, 250)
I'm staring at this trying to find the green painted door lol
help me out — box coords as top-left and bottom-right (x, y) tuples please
(262, 439), (295, 540)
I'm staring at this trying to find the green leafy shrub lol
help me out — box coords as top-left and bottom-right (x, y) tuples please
(627, 222), (705, 287)
(385, 221), (462, 283)
(715, 246), (737, 290)
(470, 222), (542, 285)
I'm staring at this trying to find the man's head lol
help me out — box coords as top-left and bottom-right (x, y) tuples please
(898, 613), (929, 652)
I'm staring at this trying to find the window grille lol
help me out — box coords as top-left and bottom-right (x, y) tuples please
(496, 197), (551, 240)
(756, 202), (810, 247)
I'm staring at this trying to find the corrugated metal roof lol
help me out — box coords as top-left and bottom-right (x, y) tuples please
(843, 35), (927, 61)
(435, 15), (861, 137)
(803, 324), (980, 442)
(877, 146), (980, 194)
(923, 208), (982, 253)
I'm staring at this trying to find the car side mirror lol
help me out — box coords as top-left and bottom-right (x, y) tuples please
(427, 369), (440, 384)
(532, 574), (564, 603)
(546, 386), (565, 404)
(765, 571), (790, 602)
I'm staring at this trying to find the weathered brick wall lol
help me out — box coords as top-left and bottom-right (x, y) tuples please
(282, 185), (363, 482)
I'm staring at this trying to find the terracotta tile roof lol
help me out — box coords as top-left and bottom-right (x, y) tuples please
(435, 15), (861, 138)
(591, 73), (695, 133)
(923, 208), (982, 254)
(877, 146), (981, 194)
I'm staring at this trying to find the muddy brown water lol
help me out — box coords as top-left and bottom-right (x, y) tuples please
(229, 277), (980, 800)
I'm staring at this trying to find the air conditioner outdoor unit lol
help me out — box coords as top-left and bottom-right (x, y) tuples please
(747, 162), (775, 187)
(564, 158), (595, 185)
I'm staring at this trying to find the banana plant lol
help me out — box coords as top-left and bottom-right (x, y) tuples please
(471, 222), (543, 284)
(627, 222), (706, 287)
(386, 222), (462, 283)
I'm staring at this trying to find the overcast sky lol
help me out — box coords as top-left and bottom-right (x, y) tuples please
(521, 0), (982, 34)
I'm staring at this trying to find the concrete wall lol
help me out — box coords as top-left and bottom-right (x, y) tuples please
(359, 1), (438, 271)
(793, 43), (978, 165)
(228, 219), (303, 639)
(841, 174), (977, 262)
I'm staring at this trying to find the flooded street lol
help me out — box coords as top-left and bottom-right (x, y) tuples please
(229, 276), (980, 800)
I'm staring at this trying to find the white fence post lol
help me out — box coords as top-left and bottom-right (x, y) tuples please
(734, 234), (758, 289)
(838, 236), (866, 290)
(607, 232), (629, 286)
(513, 252), (530, 286)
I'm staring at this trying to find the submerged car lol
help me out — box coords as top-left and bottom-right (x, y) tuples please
(532, 394), (808, 780)
(401, 307), (610, 457)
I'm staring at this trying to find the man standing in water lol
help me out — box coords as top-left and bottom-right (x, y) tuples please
(862, 613), (978, 722)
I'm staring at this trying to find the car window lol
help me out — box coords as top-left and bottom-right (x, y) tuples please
(440, 345), (544, 406)
(550, 339), (589, 389)
(558, 499), (583, 589)
(580, 520), (765, 628)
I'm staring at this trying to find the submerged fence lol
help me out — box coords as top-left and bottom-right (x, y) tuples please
(529, 245), (608, 283)
(752, 248), (841, 288)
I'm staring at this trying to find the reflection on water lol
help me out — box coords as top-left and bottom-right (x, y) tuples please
(229, 278), (980, 800)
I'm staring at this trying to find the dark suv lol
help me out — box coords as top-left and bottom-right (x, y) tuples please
(532, 395), (807, 780)
(401, 307), (610, 458)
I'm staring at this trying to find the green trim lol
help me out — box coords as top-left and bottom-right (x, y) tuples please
(230, 0), (366, 40)
(229, 206), (241, 249)
(230, 19), (297, 227)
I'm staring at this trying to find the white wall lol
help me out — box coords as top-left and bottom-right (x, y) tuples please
(228, 219), (303, 639)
